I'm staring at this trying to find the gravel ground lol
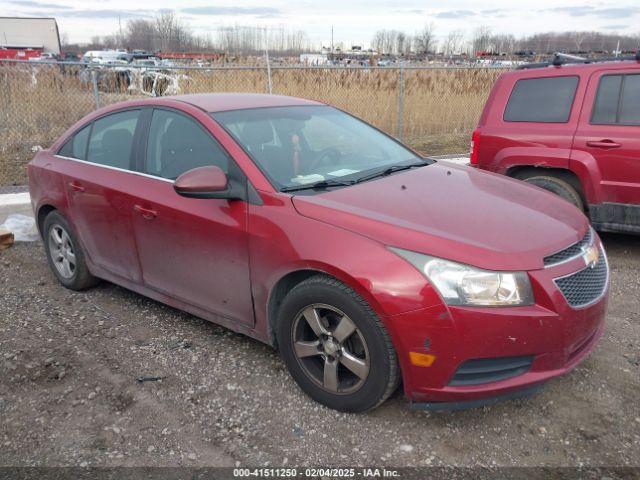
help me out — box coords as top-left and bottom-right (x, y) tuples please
(0, 234), (638, 468)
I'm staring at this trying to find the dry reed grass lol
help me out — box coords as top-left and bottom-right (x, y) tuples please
(0, 63), (504, 185)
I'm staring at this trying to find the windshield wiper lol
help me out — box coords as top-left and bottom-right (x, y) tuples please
(280, 179), (355, 192)
(353, 160), (429, 184)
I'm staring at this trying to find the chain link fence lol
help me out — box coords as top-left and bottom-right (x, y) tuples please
(0, 60), (506, 186)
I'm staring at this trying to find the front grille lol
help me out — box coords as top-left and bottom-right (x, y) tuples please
(449, 355), (534, 386)
(544, 229), (593, 267)
(555, 246), (608, 308)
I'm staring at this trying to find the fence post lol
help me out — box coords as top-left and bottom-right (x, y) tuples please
(397, 62), (405, 140)
(91, 70), (100, 109)
(265, 49), (273, 94)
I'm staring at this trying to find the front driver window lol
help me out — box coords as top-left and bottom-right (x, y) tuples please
(146, 109), (230, 180)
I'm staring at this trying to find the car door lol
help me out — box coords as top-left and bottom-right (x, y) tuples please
(129, 107), (254, 325)
(60, 109), (144, 283)
(572, 70), (640, 207)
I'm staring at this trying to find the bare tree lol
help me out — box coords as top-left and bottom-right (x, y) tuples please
(442, 30), (464, 55)
(125, 19), (156, 51)
(396, 32), (406, 56)
(414, 23), (436, 54)
(471, 26), (492, 55)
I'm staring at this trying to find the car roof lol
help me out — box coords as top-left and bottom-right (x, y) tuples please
(162, 93), (324, 113)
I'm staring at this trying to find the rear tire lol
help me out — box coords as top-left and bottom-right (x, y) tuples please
(520, 174), (584, 211)
(43, 211), (99, 290)
(276, 275), (399, 413)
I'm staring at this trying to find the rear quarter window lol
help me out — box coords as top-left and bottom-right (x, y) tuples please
(504, 76), (579, 123)
(58, 125), (91, 160)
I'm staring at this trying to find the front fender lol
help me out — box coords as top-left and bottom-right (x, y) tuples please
(248, 193), (443, 342)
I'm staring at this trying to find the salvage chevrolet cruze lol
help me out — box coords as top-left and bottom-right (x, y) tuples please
(28, 94), (609, 412)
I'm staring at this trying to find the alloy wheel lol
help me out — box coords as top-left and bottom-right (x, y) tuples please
(291, 304), (370, 394)
(48, 224), (76, 279)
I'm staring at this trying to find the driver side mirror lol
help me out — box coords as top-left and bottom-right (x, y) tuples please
(174, 166), (241, 200)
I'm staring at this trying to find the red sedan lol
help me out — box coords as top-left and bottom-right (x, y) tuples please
(28, 94), (609, 412)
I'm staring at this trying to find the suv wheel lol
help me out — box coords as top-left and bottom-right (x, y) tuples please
(43, 211), (99, 290)
(276, 275), (399, 412)
(519, 174), (584, 211)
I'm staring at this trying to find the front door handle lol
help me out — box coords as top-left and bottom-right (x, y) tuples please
(134, 205), (158, 220)
(68, 182), (85, 193)
(586, 139), (621, 149)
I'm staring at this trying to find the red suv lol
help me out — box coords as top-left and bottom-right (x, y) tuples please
(29, 94), (608, 412)
(472, 54), (640, 235)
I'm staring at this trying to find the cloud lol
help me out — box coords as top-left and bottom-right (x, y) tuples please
(602, 24), (629, 30)
(596, 8), (632, 19)
(7, 0), (72, 9)
(181, 6), (281, 16)
(547, 6), (594, 16)
(60, 9), (149, 18)
(547, 6), (631, 19)
(435, 10), (475, 19)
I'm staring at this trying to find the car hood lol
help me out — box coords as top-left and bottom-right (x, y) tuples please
(291, 162), (589, 271)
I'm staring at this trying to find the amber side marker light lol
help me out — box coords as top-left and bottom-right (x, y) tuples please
(409, 352), (436, 367)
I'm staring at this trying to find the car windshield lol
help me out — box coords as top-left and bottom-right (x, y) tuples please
(212, 105), (423, 191)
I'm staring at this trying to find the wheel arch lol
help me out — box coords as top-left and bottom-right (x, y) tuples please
(36, 204), (58, 238)
(506, 166), (588, 210)
(266, 266), (387, 349)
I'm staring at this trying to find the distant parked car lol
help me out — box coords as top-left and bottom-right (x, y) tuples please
(29, 94), (608, 412)
(471, 53), (640, 235)
(28, 52), (58, 62)
(63, 52), (80, 62)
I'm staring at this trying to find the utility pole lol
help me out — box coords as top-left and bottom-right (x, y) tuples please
(331, 26), (334, 58)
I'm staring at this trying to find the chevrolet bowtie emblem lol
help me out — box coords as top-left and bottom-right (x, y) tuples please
(582, 244), (599, 269)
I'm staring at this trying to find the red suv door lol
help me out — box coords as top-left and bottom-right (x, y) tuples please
(129, 108), (254, 326)
(572, 69), (640, 212)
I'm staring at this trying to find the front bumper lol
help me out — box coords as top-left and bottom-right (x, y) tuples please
(388, 240), (609, 407)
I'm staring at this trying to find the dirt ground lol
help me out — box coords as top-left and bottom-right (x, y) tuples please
(0, 234), (638, 469)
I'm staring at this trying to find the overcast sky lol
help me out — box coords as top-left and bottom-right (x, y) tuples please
(1, 0), (638, 46)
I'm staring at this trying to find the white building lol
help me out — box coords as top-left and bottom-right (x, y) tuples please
(0, 17), (61, 54)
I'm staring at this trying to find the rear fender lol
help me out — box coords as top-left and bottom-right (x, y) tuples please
(494, 147), (571, 175)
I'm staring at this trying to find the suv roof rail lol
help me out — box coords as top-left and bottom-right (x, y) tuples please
(517, 51), (640, 70)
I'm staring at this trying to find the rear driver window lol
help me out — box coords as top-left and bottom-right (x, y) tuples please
(504, 76), (579, 123)
(87, 110), (140, 169)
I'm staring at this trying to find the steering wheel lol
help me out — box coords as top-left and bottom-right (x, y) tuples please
(309, 147), (342, 171)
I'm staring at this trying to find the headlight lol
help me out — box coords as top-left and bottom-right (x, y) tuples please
(389, 247), (534, 307)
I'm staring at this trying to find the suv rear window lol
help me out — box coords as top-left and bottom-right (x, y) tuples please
(592, 74), (640, 125)
(504, 76), (579, 123)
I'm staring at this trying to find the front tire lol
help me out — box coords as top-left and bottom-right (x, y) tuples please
(276, 275), (399, 412)
(43, 211), (99, 290)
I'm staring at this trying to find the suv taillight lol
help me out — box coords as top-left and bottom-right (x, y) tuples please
(470, 129), (481, 166)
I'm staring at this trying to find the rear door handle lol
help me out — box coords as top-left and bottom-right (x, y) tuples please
(68, 182), (85, 193)
(134, 205), (158, 220)
(586, 140), (621, 149)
